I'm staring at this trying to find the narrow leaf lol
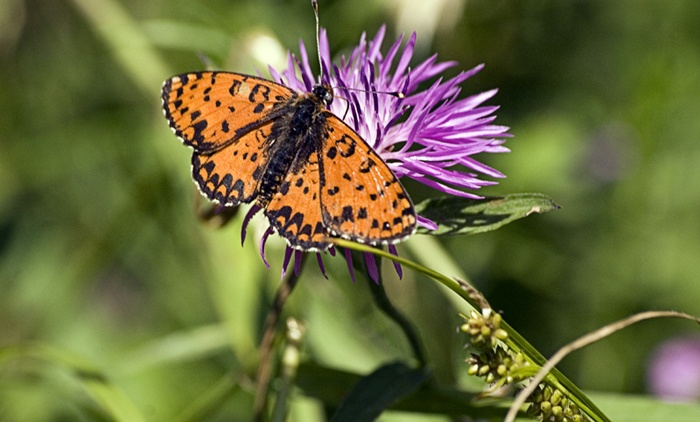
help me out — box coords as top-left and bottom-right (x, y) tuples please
(329, 362), (430, 422)
(415, 193), (560, 236)
(296, 362), (519, 419)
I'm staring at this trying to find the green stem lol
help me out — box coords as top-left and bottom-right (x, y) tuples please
(331, 238), (611, 422)
(253, 254), (306, 422)
(361, 253), (427, 368)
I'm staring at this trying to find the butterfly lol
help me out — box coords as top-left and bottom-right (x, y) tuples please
(161, 71), (417, 251)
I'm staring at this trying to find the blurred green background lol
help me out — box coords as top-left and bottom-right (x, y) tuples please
(2, 0), (700, 420)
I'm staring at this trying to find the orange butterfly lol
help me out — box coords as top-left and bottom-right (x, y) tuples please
(161, 71), (416, 251)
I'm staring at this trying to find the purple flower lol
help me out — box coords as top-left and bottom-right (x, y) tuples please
(249, 26), (511, 280)
(647, 337), (700, 401)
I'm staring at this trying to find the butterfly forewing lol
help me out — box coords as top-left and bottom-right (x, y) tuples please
(162, 71), (297, 152)
(319, 114), (417, 244)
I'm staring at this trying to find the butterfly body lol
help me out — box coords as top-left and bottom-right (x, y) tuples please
(162, 71), (416, 251)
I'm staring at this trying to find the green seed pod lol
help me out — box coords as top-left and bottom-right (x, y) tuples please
(540, 401), (552, 413)
(479, 365), (490, 376)
(551, 389), (563, 405)
(552, 405), (562, 417)
(494, 328), (509, 341)
(497, 364), (507, 376)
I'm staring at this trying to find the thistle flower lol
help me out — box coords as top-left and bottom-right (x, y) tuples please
(249, 25), (511, 280)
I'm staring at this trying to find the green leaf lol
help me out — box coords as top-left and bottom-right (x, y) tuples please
(296, 362), (520, 419)
(415, 193), (560, 236)
(329, 362), (430, 422)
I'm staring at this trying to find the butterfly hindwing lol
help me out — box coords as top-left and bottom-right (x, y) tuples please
(264, 149), (328, 250)
(162, 71), (297, 152)
(319, 114), (417, 244)
(192, 120), (275, 206)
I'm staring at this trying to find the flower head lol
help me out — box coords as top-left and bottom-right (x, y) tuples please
(252, 26), (511, 279)
(270, 25), (511, 229)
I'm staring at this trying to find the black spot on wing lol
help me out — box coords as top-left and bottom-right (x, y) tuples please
(326, 147), (337, 159)
(341, 206), (354, 223)
(359, 158), (376, 173)
(336, 135), (356, 158)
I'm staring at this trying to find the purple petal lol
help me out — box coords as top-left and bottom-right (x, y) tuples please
(344, 247), (356, 283)
(363, 252), (379, 283)
(367, 25), (386, 63)
(388, 244), (403, 279)
(316, 253), (328, 279)
(281, 246), (293, 280)
(393, 32), (416, 80)
(241, 205), (261, 246)
(459, 156), (506, 178)
(297, 39), (315, 90)
(294, 249), (302, 276)
(318, 29), (332, 82)
(417, 215), (438, 230)
(260, 227), (274, 269)
(380, 32), (403, 81)
(268, 65), (284, 84)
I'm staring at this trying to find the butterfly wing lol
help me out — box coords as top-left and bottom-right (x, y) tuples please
(319, 114), (417, 244)
(264, 148), (328, 250)
(192, 120), (275, 205)
(162, 71), (296, 152)
(162, 71), (301, 206)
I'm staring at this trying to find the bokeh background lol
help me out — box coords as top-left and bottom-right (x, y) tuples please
(2, 0), (700, 420)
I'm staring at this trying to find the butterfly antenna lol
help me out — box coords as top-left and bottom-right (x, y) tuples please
(341, 86), (405, 99)
(312, 0), (324, 81)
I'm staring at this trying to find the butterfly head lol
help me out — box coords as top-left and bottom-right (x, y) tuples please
(312, 84), (334, 107)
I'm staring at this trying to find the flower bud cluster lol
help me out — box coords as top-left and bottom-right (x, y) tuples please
(462, 310), (528, 388)
(461, 310), (591, 421)
(466, 346), (529, 386)
(526, 384), (591, 422)
(461, 309), (509, 348)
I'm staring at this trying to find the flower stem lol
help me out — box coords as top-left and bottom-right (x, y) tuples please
(362, 254), (427, 368)
(331, 238), (611, 422)
(253, 255), (306, 422)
